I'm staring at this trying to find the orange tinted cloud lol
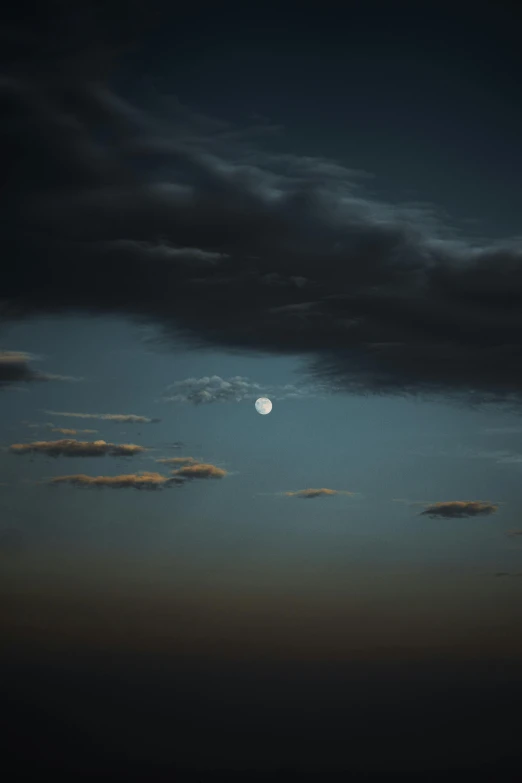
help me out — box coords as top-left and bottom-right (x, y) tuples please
(10, 439), (146, 457)
(172, 463), (227, 479)
(51, 471), (183, 490)
(284, 488), (354, 499)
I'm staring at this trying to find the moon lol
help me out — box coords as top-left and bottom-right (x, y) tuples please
(255, 397), (272, 415)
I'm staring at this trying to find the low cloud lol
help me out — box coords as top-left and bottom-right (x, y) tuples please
(0, 351), (79, 387)
(284, 488), (353, 499)
(51, 471), (183, 490)
(10, 439), (146, 457)
(420, 501), (498, 519)
(45, 411), (161, 424)
(172, 463), (227, 479)
(505, 529), (522, 538)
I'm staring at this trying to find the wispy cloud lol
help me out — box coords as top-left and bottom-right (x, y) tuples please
(420, 501), (499, 519)
(50, 471), (183, 490)
(162, 375), (318, 405)
(494, 571), (522, 578)
(45, 411), (161, 424)
(505, 529), (522, 538)
(10, 439), (146, 458)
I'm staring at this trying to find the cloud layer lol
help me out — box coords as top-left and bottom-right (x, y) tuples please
(3, 8), (522, 406)
(420, 501), (498, 519)
(10, 439), (145, 458)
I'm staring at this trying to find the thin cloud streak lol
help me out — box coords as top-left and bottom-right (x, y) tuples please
(45, 411), (161, 424)
(420, 501), (499, 519)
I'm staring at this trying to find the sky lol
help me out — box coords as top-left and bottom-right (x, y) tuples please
(2, 2), (522, 779)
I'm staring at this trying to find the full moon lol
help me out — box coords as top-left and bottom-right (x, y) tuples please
(255, 397), (272, 415)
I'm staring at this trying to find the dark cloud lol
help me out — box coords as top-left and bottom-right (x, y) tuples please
(3, 8), (522, 406)
(172, 463), (227, 480)
(51, 471), (184, 490)
(420, 501), (499, 519)
(10, 439), (145, 457)
(285, 488), (354, 499)
(494, 571), (522, 578)
(45, 411), (160, 424)
(0, 351), (78, 387)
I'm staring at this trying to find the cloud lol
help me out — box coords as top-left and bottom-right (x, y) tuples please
(163, 375), (319, 404)
(505, 530), (522, 538)
(0, 351), (79, 387)
(45, 411), (160, 424)
(3, 7), (522, 407)
(50, 471), (183, 490)
(284, 488), (354, 499)
(50, 428), (98, 435)
(172, 463), (227, 479)
(420, 501), (499, 519)
(163, 376), (263, 404)
(156, 456), (198, 465)
(494, 571), (522, 578)
(9, 439), (145, 457)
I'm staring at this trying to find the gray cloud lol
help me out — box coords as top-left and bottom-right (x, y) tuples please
(164, 376), (263, 405)
(45, 411), (160, 424)
(10, 439), (146, 457)
(3, 7), (522, 407)
(420, 501), (499, 519)
(505, 530), (522, 538)
(0, 351), (79, 387)
(163, 375), (317, 404)
(494, 571), (522, 578)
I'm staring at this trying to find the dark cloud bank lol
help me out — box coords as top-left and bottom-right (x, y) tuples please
(2, 5), (522, 412)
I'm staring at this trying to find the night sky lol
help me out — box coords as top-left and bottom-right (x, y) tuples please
(2, 2), (522, 779)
